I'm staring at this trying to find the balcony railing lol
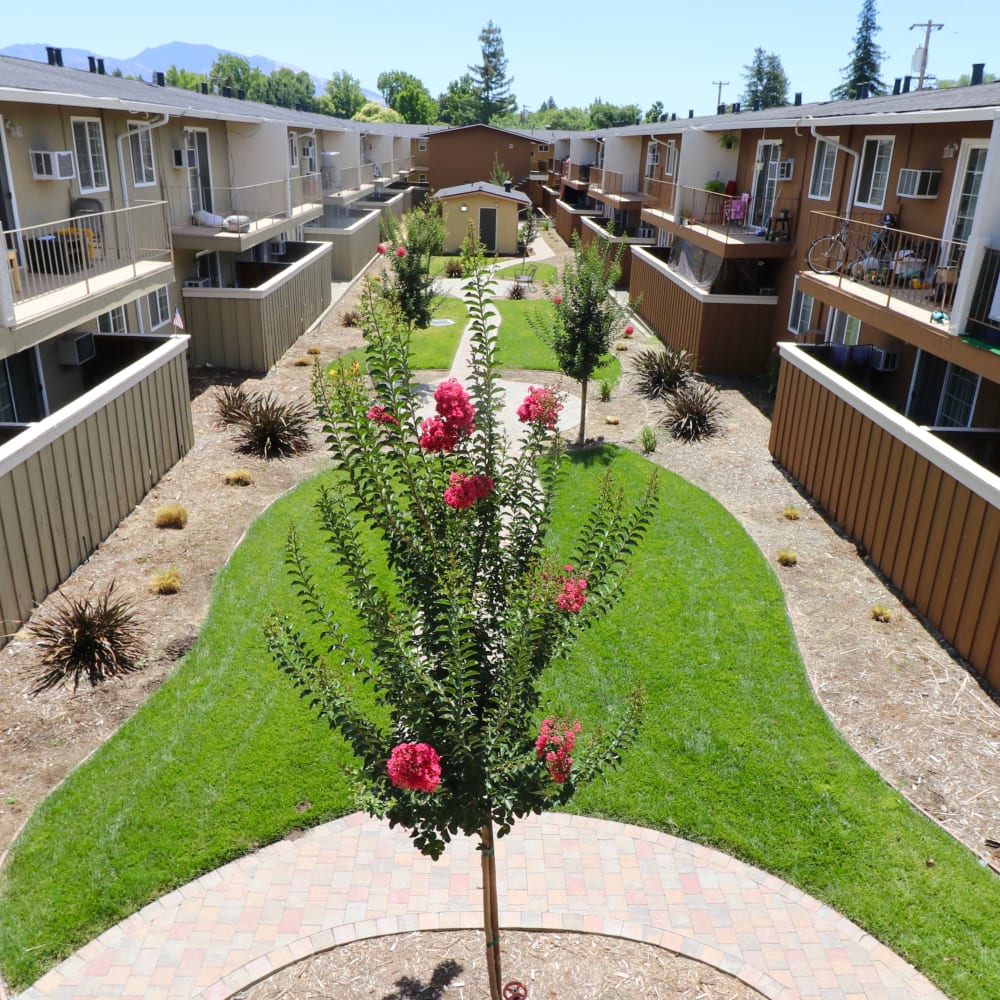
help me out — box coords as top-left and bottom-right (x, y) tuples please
(560, 162), (592, 184)
(643, 177), (678, 214)
(589, 168), (642, 199)
(804, 211), (966, 314)
(167, 174), (320, 230)
(5, 201), (171, 306)
(966, 246), (1000, 344)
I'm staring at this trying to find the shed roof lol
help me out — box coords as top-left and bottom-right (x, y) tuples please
(433, 181), (532, 205)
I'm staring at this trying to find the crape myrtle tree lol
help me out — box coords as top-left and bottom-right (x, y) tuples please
(528, 228), (626, 446)
(265, 256), (655, 1000)
(378, 201), (444, 328)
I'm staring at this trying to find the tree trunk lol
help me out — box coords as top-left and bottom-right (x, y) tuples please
(577, 377), (589, 446)
(480, 820), (503, 1000)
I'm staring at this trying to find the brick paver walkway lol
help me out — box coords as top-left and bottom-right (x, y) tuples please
(20, 812), (945, 1000)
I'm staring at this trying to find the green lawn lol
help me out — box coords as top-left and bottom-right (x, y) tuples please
(493, 261), (558, 285)
(1, 449), (1000, 997)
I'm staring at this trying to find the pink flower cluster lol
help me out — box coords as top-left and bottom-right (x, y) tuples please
(535, 718), (581, 783)
(517, 385), (563, 430)
(377, 243), (387, 254)
(443, 471), (494, 510)
(419, 379), (476, 453)
(367, 404), (399, 425)
(387, 742), (442, 792)
(556, 566), (587, 612)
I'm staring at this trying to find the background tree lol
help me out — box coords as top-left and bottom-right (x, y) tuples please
(646, 100), (664, 122)
(742, 47), (789, 108)
(831, 0), (887, 99)
(321, 71), (367, 118)
(470, 21), (517, 123)
(352, 102), (404, 123)
(165, 64), (206, 91)
(262, 67), (316, 110)
(267, 256), (652, 1000)
(377, 70), (423, 107)
(438, 74), (481, 126)
(938, 70), (998, 87)
(528, 229), (626, 446)
(544, 106), (590, 130)
(209, 53), (256, 94)
(394, 82), (439, 124)
(588, 99), (641, 129)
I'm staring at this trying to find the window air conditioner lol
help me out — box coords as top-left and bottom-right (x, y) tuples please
(57, 331), (96, 366)
(870, 347), (899, 372)
(30, 149), (75, 180)
(172, 147), (197, 169)
(775, 159), (794, 181)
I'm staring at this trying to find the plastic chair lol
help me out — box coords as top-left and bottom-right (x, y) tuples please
(725, 193), (749, 227)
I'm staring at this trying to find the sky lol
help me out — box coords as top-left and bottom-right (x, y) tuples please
(5, 0), (998, 119)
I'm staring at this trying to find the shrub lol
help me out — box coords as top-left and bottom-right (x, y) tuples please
(660, 381), (722, 442)
(213, 384), (250, 427)
(631, 347), (695, 400)
(599, 379), (614, 402)
(224, 469), (253, 486)
(445, 257), (465, 278)
(777, 549), (798, 567)
(783, 505), (801, 520)
(639, 425), (657, 454)
(154, 504), (188, 529)
(613, 340), (629, 352)
(507, 281), (526, 300)
(234, 392), (312, 459)
(340, 307), (364, 327)
(150, 567), (181, 594)
(28, 582), (144, 694)
(871, 603), (892, 623)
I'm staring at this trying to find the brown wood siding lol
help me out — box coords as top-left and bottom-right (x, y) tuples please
(555, 201), (578, 245)
(769, 354), (1000, 688)
(0, 343), (193, 647)
(630, 252), (776, 376)
(185, 244), (332, 373)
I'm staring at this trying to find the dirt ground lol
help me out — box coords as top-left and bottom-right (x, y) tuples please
(3, 228), (1000, 997)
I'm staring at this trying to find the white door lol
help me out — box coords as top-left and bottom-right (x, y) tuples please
(943, 139), (989, 246)
(749, 140), (781, 230)
(185, 129), (214, 216)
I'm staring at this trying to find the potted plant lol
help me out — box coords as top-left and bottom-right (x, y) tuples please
(705, 179), (726, 194)
(719, 131), (738, 150)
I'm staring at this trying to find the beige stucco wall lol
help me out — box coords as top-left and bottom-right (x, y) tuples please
(227, 120), (286, 188)
(439, 192), (522, 255)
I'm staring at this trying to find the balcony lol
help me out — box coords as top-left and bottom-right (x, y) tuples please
(641, 181), (797, 259)
(2, 202), (173, 348)
(168, 174), (323, 251)
(797, 211), (967, 339)
(588, 168), (643, 205)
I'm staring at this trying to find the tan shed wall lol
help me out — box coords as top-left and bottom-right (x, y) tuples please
(439, 193), (521, 255)
(0, 338), (193, 646)
(769, 350), (1000, 688)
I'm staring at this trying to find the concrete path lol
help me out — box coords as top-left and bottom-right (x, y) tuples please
(19, 813), (946, 999)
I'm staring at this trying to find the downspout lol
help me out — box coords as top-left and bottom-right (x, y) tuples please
(800, 117), (860, 219)
(116, 114), (171, 209)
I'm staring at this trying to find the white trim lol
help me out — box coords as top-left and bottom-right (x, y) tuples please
(777, 342), (1000, 510)
(630, 246), (778, 305)
(942, 138), (989, 245)
(71, 115), (110, 194)
(127, 120), (157, 188)
(146, 286), (170, 330)
(855, 135), (894, 210)
(808, 136), (838, 201)
(0, 334), (189, 478)
(787, 275), (815, 334)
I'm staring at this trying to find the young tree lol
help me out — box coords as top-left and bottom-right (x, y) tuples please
(378, 202), (444, 327)
(489, 153), (512, 187)
(266, 257), (653, 1000)
(322, 70), (366, 118)
(831, 0), (887, 99)
(470, 21), (517, 123)
(742, 47), (789, 108)
(528, 229), (625, 446)
(438, 74), (481, 126)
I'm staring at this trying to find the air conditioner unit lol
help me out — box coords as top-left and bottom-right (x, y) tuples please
(172, 147), (197, 169)
(57, 331), (96, 366)
(269, 240), (287, 257)
(870, 347), (899, 372)
(183, 277), (212, 288)
(775, 159), (794, 181)
(30, 149), (75, 181)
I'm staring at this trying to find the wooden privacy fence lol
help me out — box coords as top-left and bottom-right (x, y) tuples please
(0, 336), (193, 645)
(770, 343), (1000, 688)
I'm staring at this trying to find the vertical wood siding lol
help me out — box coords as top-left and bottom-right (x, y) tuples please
(770, 356), (1000, 688)
(0, 345), (193, 646)
(630, 253), (776, 376)
(185, 244), (333, 372)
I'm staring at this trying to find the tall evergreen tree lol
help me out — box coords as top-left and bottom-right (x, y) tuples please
(742, 47), (789, 108)
(469, 21), (516, 123)
(831, 0), (886, 99)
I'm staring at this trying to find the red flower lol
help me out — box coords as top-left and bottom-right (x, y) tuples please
(419, 416), (460, 453)
(396, 246), (407, 258)
(624, 324), (634, 337)
(553, 294), (563, 305)
(535, 718), (581, 783)
(556, 565), (587, 612)
(443, 471), (494, 509)
(367, 404), (399, 425)
(517, 385), (563, 430)
(433, 378), (476, 433)
(377, 243), (387, 254)
(387, 742), (442, 792)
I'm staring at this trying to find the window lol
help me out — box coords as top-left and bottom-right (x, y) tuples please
(938, 365), (980, 427)
(663, 140), (677, 177)
(645, 142), (660, 179)
(97, 307), (127, 334)
(72, 117), (109, 193)
(809, 138), (838, 200)
(855, 136), (894, 209)
(301, 139), (316, 174)
(788, 277), (814, 335)
(595, 142), (605, 168)
(417, 139), (427, 152)
(146, 287), (170, 330)
(127, 122), (156, 187)
(288, 135), (299, 168)
(827, 309), (861, 345)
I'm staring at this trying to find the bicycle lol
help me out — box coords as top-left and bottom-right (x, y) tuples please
(807, 214), (896, 276)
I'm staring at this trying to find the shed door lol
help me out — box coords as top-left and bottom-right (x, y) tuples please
(479, 207), (497, 252)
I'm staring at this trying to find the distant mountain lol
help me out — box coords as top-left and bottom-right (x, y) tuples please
(0, 41), (381, 102)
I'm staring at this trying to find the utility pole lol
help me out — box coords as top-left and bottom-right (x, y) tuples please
(712, 80), (730, 110)
(909, 20), (943, 90)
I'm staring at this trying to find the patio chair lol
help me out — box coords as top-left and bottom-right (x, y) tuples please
(515, 264), (537, 286)
(724, 193), (749, 228)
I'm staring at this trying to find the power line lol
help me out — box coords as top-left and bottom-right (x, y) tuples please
(909, 20), (943, 90)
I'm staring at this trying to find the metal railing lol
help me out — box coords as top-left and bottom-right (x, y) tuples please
(966, 246), (1000, 341)
(5, 201), (171, 305)
(167, 174), (321, 229)
(804, 211), (966, 314)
